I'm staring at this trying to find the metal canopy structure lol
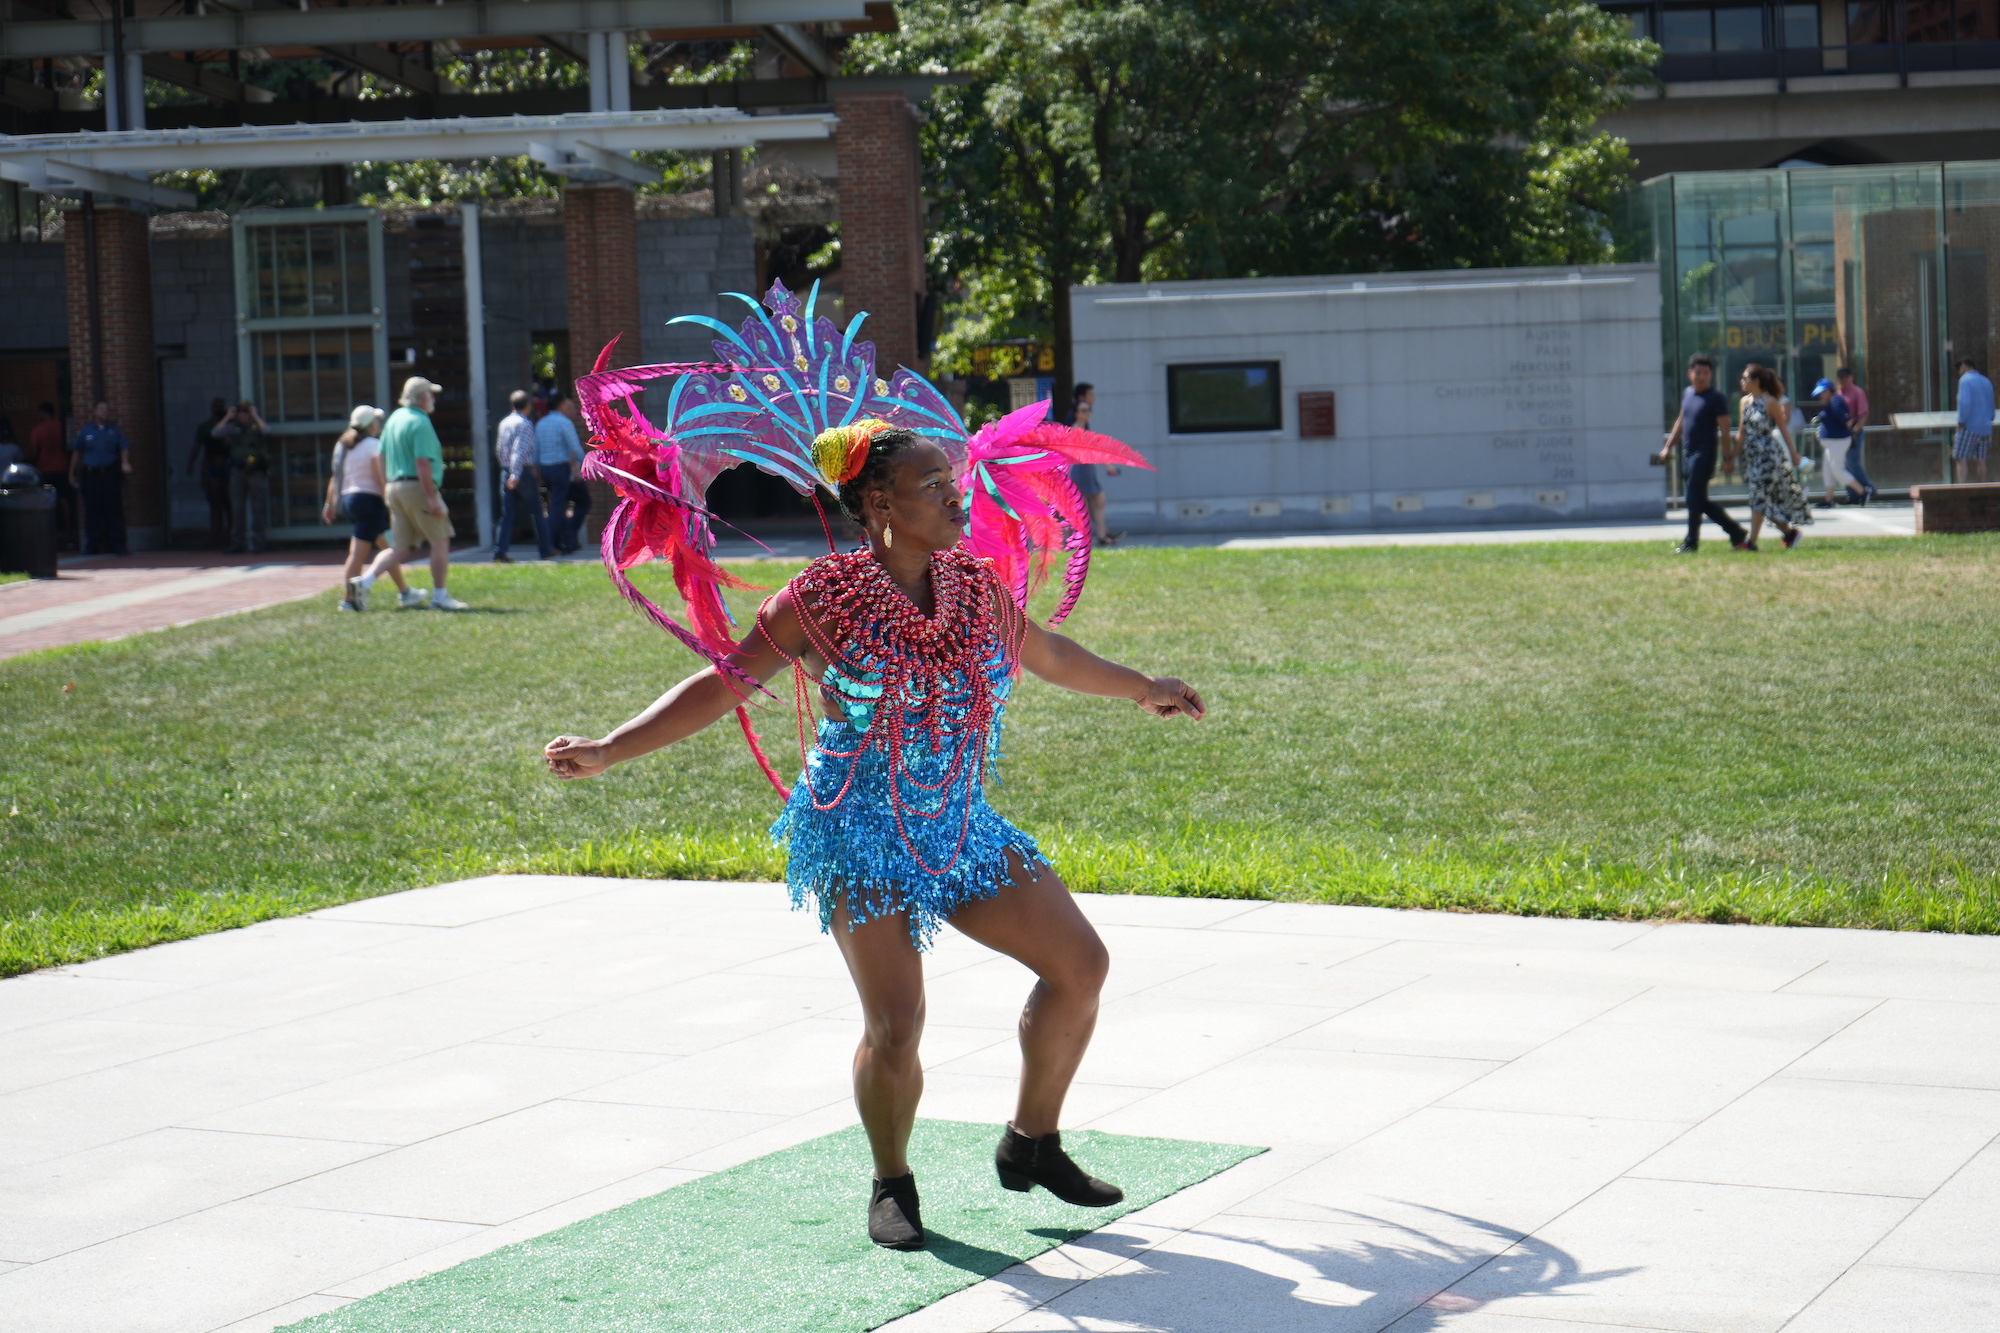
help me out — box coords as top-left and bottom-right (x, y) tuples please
(0, 0), (869, 59)
(0, 106), (836, 206)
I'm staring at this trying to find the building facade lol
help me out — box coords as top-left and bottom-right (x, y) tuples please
(1071, 264), (1663, 534)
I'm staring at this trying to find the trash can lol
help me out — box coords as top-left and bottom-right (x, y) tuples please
(0, 463), (58, 579)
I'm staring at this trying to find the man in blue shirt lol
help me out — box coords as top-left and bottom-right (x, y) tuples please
(533, 389), (586, 553)
(68, 399), (132, 556)
(1957, 358), (1996, 484)
(1653, 353), (1748, 554)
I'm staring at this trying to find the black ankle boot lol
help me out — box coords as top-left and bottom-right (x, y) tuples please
(868, 1172), (925, 1250)
(995, 1124), (1124, 1207)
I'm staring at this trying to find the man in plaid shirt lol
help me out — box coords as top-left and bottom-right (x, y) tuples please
(491, 389), (552, 562)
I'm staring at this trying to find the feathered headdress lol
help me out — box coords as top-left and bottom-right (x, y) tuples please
(573, 280), (1152, 794)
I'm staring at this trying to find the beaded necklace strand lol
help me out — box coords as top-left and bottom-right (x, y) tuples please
(757, 547), (1027, 877)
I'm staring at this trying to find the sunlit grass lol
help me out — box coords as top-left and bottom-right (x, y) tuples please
(8, 536), (2000, 975)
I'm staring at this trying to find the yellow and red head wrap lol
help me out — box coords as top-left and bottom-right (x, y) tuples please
(811, 419), (891, 488)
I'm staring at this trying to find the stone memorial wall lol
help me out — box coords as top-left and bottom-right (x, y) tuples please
(1070, 262), (1663, 532)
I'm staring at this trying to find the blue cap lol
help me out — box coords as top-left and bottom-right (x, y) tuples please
(1811, 378), (1837, 396)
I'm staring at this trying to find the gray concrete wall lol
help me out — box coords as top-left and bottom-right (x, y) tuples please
(1071, 263), (1665, 533)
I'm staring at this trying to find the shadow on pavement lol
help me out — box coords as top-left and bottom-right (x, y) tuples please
(1025, 1207), (1633, 1332)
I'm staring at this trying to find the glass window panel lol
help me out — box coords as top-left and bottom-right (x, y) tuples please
(276, 331), (316, 421)
(1713, 6), (1766, 49)
(1782, 3), (1819, 45)
(1168, 362), (1282, 433)
(1616, 7), (1654, 38)
(1905, 0), (1954, 40)
(345, 225), (372, 315)
(1957, 0), (2000, 39)
(1846, 1), (1890, 42)
(1945, 163), (2000, 396)
(308, 225), (341, 314)
(1662, 8), (1714, 50)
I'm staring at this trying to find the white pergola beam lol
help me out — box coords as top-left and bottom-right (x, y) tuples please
(0, 109), (835, 177)
(1, 0), (868, 59)
(0, 156), (197, 209)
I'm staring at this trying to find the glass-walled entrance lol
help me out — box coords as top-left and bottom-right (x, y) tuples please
(232, 208), (390, 540)
(1631, 161), (1998, 495)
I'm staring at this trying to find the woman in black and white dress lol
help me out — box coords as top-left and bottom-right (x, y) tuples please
(1735, 364), (1811, 551)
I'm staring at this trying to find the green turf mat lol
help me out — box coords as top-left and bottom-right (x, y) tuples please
(283, 1119), (1264, 1333)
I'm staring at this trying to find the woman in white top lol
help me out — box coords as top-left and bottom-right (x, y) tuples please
(322, 405), (408, 612)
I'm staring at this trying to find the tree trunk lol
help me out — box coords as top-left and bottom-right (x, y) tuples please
(1052, 264), (1074, 423)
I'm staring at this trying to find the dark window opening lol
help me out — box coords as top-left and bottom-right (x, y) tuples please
(1168, 362), (1283, 434)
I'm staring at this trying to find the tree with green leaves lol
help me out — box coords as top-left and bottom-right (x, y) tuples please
(853, 0), (1655, 417)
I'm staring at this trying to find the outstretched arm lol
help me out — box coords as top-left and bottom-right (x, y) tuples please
(544, 590), (807, 779)
(1018, 618), (1204, 719)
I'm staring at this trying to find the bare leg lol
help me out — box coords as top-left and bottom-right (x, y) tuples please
(1748, 511), (1765, 544)
(949, 853), (1110, 1137)
(341, 537), (369, 585)
(428, 541), (450, 592)
(378, 535), (410, 592)
(828, 905), (926, 1179)
(1086, 492), (1110, 543)
(365, 541), (410, 585)
(1981, 458), (1991, 484)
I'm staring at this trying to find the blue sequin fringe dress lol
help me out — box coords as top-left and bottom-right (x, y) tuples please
(770, 641), (1047, 951)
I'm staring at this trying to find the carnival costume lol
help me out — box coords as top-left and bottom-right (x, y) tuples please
(572, 282), (1150, 949)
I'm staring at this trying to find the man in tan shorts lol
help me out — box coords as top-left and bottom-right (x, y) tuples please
(351, 375), (470, 611)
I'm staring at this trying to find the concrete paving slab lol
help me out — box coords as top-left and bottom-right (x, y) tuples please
(1628, 1077), (2000, 1197)
(1440, 1178), (1914, 1333)
(3, 875), (1996, 1333)
(258, 1099), (755, 1226)
(1785, 998), (2000, 1089)
(1230, 1107), (1685, 1241)
(1782, 1263), (2000, 1333)
(0, 1127), (391, 1263)
(1279, 973), (1645, 1062)
(1438, 987), (1877, 1122)
(1863, 1140), (2000, 1276)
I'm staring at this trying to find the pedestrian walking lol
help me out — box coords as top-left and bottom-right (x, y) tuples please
(70, 399), (132, 557)
(1733, 364), (1810, 550)
(1810, 379), (1866, 508)
(352, 376), (469, 611)
(1956, 358), (1995, 484)
(1065, 383), (1121, 546)
(491, 389), (551, 563)
(1652, 353), (1749, 554)
(28, 402), (75, 550)
(184, 398), (232, 548)
(1835, 367), (1876, 503)
(322, 405), (411, 612)
(215, 400), (273, 552)
(534, 388), (585, 553)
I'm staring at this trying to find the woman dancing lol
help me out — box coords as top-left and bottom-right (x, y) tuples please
(1734, 363), (1811, 550)
(544, 419), (1204, 1251)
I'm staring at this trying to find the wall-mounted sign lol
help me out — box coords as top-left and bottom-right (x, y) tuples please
(1298, 391), (1336, 439)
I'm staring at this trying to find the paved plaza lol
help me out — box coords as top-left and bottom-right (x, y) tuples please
(1, 875), (1995, 1332)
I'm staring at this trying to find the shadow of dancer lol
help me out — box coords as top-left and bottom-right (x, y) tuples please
(1000, 1207), (1633, 1332)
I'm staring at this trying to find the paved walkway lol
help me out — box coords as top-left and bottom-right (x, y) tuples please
(0, 877), (1993, 1333)
(1, 552), (349, 662)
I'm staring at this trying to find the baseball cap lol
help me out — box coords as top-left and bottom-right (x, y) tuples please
(348, 404), (385, 430)
(1811, 378), (1836, 396)
(400, 375), (444, 404)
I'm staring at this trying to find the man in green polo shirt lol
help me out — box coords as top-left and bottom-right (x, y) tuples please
(351, 376), (470, 612)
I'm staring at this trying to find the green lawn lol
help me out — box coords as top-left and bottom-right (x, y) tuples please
(7, 537), (2000, 976)
(0, 571), (27, 586)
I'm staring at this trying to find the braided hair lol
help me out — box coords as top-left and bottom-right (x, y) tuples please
(812, 422), (923, 524)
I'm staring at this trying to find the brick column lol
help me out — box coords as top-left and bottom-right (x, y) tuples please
(835, 90), (926, 376)
(563, 183), (640, 546)
(64, 199), (164, 548)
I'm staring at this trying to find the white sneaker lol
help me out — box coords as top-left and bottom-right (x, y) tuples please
(430, 592), (470, 612)
(399, 589), (428, 609)
(344, 577), (367, 612)
(337, 598), (360, 613)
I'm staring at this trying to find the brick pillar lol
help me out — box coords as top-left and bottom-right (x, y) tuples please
(835, 90), (926, 375)
(563, 183), (640, 546)
(64, 199), (164, 548)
